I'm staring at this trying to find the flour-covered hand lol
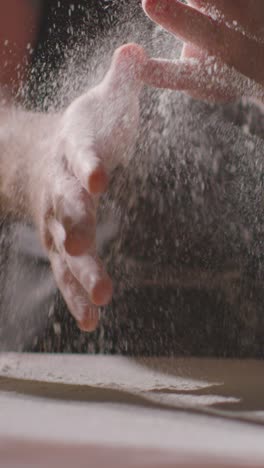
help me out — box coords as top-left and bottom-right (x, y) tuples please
(37, 43), (146, 331)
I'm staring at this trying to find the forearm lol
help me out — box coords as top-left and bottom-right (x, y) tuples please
(0, 105), (59, 221)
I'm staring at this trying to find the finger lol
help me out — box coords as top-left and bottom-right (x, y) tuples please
(51, 174), (96, 257)
(187, 0), (253, 28)
(62, 105), (109, 195)
(70, 146), (109, 195)
(65, 252), (113, 306)
(142, 0), (264, 83)
(78, 309), (100, 333)
(181, 43), (205, 60)
(142, 0), (221, 46)
(179, 44), (230, 101)
(50, 250), (100, 331)
(103, 43), (147, 93)
(180, 44), (233, 101)
(62, 98), (110, 196)
(142, 57), (208, 91)
(48, 217), (113, 306)
(142, 57), (264, 101)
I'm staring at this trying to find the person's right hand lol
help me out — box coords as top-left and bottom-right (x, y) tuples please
(142, 0), (264, 103)
(33, 43), (146, 332)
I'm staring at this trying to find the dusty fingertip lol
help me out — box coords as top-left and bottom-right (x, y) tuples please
(142, 0), (159, 15)
(113, 43), (148, 80)
(90, 277), (113, 306)
(88, 163), (108, 195)
(82, 154), (108, 194)
(115, 43), (146, 64)
(78, 309), (100, 332)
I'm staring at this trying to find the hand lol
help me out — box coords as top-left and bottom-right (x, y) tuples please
(36, 43), (146, 332)
(142, 0), (264, 102)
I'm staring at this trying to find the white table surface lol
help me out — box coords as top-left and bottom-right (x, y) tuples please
(1, 353), (264, 467)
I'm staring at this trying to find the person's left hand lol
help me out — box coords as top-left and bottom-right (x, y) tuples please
(32, 44), (147, 332)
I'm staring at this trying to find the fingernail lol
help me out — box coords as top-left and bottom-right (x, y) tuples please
(81, 155), (108, 195)
(88, 164), (108, 194)
(90, 277), (113, 306)
(78, 308), (100, 332)
(64, 222), (95, 256)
